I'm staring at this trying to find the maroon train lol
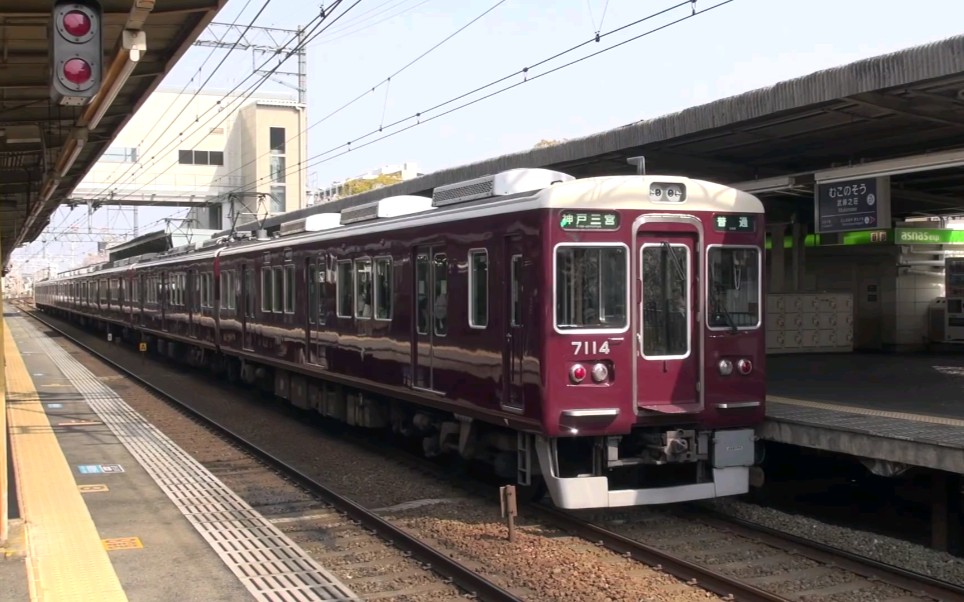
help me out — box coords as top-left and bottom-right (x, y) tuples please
(35, 168), (766, 509)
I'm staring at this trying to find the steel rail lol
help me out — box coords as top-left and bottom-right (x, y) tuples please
(689, 507), (964, 602)
(19, 306), (522, 602)
(529, 504), (789, 602)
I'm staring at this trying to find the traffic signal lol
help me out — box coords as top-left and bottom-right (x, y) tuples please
(50, 0), (103, 106)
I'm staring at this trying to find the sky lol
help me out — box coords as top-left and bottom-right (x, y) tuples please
(10, 0), (964, 277)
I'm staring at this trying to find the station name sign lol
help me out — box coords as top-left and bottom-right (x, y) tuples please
(814, 176), (891, 234)
(559, 210), (620, 230)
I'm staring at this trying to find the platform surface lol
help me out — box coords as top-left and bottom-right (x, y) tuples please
(3, 306), (359, 602)
(763, 353), (964, 473)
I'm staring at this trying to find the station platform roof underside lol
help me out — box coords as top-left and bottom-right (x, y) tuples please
(0, 0), (224, 272)
(243, 33), (964, 236)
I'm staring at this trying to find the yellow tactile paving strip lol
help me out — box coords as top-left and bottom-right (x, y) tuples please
(769, 394), (964, 427)
(5, 323), (128, 601)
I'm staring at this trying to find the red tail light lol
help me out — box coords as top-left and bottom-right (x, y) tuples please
(570, 363), (587, 384)
(737, 358), (753, 375)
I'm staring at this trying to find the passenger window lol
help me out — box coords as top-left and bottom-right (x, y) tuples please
(468, 250), (488, 328)
(355, 258), (372, 318)
(336, 260), (353, 318)
(284, 264), (295, 313)
(273, 266), (283, 313)
(434, 253), (447, 336)
(374, 257), (392, 320)
(261, 268), (272, 312)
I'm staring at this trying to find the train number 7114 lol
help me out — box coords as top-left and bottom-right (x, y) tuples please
(571, 340), (611, 355)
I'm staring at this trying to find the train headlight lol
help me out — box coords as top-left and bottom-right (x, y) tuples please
(649, 182), (686, 203)
(591, 362), (609, 383)
(570, 363), (587, 384)
(737, 358), (753, 375)
(718, 359), (733, 376)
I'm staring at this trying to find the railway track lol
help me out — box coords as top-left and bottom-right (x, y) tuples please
(15, 304), (520, 602)
(548, 504), (964, 602)
(19, 303), (964, 601)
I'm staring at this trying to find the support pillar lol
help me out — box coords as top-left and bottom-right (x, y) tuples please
(791, 222), (808, 292)
(1, 227), (7, 544)
(768, 225), (786, 293)
(931, 471), (962, 553)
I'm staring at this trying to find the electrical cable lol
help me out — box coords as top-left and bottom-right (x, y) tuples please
(234, 0), (732, 197)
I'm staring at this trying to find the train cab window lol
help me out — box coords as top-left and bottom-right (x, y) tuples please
(354, 258), (372, 318)
(468, 250), (488, 328)
(707, 247), (761, 330)
(273, 266), (284, 313)
(555, 245), (628, 331)
(374, 257), (392, 321)
(641, 243), (689, 358)
(284, 264), (295, 314)
(261, 268), (272, 312)
(336, 260), (353, 318)
(434, 253), (448, 336)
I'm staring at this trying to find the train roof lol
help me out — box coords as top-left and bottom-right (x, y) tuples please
(42, 170), (762, 282)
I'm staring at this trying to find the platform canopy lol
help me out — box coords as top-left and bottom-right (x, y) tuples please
(0, 0), (225, 273)
(238, 34), (964, 236)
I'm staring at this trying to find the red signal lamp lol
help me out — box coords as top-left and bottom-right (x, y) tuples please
(63, 10), (92, 38)
(63, 58), (92, 85)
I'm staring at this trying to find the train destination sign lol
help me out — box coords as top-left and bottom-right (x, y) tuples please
(815, 176), (892, 234)
(559, 210), (620, 230)
(713, 214), (756, 233)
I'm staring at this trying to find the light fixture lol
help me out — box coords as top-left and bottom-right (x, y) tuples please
(84, 30), (146, 131)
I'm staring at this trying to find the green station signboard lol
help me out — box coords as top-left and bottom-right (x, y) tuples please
(765, 227), (964, 249)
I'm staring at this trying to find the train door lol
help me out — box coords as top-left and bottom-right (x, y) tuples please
(161, 272), (169, 332)
(412, 245), (446, 391)
(635, 224), (701, 412)
(241, 263), (253, 350)
(188, 268), (198, 338)
(305, 256), (319, 364)
(502, 235), (526, 411)
(138, 274), (145, 325)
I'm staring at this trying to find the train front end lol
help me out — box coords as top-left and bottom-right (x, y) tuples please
(533, 175), (766, 509)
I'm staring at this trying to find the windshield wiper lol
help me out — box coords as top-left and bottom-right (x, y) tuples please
(710, 283), (739, 333)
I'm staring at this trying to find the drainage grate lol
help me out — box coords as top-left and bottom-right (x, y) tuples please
(30, 325), (359, 602)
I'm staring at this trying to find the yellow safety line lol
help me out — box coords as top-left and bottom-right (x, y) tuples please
(5, 321), (128, 601)
(768, 394), (964, 427)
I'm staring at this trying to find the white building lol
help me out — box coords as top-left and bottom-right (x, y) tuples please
(72, 88), (308, 231)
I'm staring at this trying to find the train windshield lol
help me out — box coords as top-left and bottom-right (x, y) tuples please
(555, 246), (627, 330)
(707, 247), (761, 330)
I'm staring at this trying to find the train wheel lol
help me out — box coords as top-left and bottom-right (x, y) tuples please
(516, 476), (547, 504)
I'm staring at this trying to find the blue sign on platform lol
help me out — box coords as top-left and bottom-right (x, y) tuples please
(78, 464), (125, 474)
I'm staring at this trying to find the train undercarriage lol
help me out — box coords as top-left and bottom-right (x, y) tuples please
(53, 310), (757, 509)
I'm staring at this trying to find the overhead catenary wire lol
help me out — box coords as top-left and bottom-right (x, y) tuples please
(232, 0), (733, 198)
(88, 0), (361, 206)
(91, 0), (268, 195)
(210, 0), (508, 190)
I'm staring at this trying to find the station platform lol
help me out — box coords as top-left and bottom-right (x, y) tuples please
(762, 353), (964, 475)
(0, 307), (359, 601)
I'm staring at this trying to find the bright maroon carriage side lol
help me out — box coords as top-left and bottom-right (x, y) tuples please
(35, 168), (765, 509)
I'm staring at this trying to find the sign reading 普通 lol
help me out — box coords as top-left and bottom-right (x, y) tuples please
(559, 211), (620, 230)
(814, 176), (891, 234)
(713, 214), (756, 233)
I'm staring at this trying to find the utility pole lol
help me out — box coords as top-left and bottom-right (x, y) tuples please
(194, 22), (307, 105)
